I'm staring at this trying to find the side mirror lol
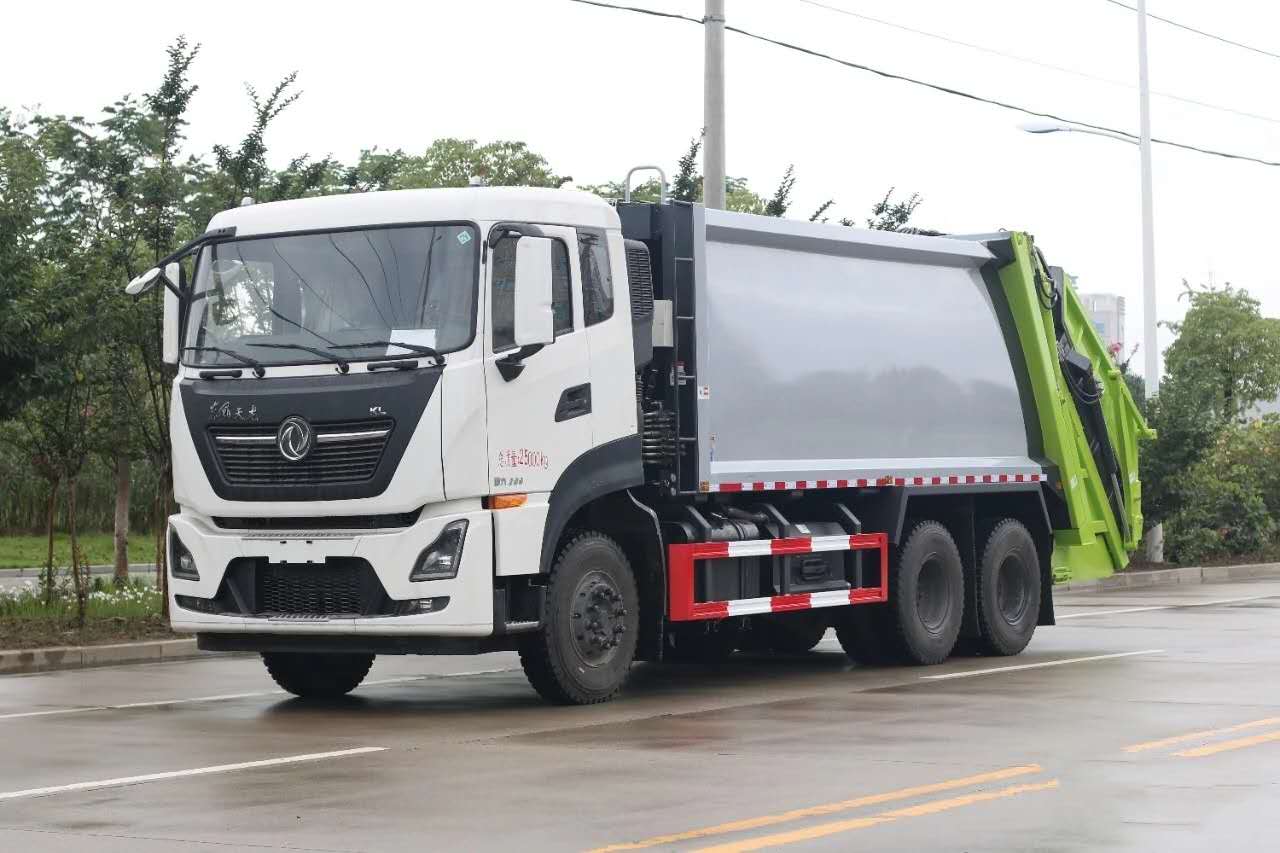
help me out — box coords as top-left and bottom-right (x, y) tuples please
(161, 263), (183, 367)
(513, 237), (555, 347)
(125, 267), (163, 296)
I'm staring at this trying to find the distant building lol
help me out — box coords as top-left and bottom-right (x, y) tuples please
(1080, 292), (1125, 354)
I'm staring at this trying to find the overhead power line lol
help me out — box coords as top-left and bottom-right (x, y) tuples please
(794, 0), (1280, 126)
(1102, 0), (1280, 62)
(568, 0), (1280, 168)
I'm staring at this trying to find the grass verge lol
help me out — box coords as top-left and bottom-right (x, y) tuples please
(0, 532), (158, 570)
(0, 577), (179, 650)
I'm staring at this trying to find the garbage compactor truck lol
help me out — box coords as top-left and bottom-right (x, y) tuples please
(125, 180), (1151, 705)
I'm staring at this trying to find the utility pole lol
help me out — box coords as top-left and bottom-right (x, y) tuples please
(1137, 0), (1158, 397)
(1137, 0), (1163, 562)
(703, 0), (726, 210)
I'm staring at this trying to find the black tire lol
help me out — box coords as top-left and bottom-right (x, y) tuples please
(262, 652), (374, 699)
(519, 532), (640, 705)
(974, 518), (1041, 656)
(886, 520), (965, 665)
(837, 521), (964, 666)
(758, 612), (829, 654)
(834, 604), (900, 665)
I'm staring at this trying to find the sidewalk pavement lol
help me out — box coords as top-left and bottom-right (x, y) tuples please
(1055, 561), (1280, 592)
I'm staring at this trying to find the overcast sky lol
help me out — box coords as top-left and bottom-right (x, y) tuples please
(6, 0), (1280, 372)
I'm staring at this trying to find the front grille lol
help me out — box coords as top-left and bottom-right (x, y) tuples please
(212, 508), (423, 531)
(209, 418), (393, 486)
(254, 559), (388, 617)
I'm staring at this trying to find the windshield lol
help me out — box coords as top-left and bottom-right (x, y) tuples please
(184, 223), (478, 367)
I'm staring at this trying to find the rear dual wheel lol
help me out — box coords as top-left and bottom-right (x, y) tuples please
(973, 519), (1041, 656)
(740, 612), (829, 655)
(836, 520), (964, 666)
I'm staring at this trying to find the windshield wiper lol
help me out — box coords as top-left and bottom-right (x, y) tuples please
(330, 340), (445, 366)
(247, 342), (351, 374)
(183, 346), (266, 378)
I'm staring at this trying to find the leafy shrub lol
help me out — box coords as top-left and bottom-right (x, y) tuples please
(1164, 429), (1278, 563)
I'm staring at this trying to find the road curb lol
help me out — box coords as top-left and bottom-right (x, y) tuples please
(1057, 561), (1280, 592)
(0, 638), (217, 676)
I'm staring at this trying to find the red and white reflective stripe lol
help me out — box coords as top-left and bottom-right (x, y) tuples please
(700, 472), (1043, 493)
(702, 534), (863, 559)
(668, 533), (889, 622)
(715, 587), (888, 618)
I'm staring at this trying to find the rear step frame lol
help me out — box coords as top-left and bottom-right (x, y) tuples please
(667, 533), (889, 621)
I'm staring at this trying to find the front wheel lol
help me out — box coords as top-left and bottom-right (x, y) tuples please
(519, 532), (640, 705)
(262, 652), (374, 699)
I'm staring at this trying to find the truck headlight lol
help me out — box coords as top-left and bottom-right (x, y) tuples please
(170, 534), (199, 581)
(409, 520), (468, 581)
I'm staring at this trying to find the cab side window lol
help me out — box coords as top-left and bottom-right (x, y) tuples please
(491, 236), (573, 352)
(578, 229), (613, 326)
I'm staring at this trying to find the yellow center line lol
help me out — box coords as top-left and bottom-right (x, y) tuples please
(1175, 728), (1280, 758)
(691, 779), (1061, 853)
(585, 764), (1042, 852)
(1123, 717), (1280, 753)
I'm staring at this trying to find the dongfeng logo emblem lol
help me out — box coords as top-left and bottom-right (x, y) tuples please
(276, 416), (313, 462)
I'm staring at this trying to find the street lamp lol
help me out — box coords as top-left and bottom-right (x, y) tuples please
(1018, 117), (1159, 400)
(1019, 119), (1134, 145)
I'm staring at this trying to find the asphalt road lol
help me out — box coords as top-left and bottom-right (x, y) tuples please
(1, 576), (1278, 852)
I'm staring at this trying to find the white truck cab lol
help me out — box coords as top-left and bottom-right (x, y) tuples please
(148, 188), (650, 700)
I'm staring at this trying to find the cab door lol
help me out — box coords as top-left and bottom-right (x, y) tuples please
(483, 224), (592, 574)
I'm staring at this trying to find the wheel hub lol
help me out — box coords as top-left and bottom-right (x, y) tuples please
(570, 572), (628, 666)
(915, 556), (951, 633)
(996, 555), (1030, 624)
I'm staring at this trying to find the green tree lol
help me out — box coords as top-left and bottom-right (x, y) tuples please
(763, 165), (796, 217)
(0, 110), (48, 415)
(671, 135), (702, 202)
(1162, 282), (1280, 421)
(1164, 419), (1280, 563)
(344, 139), (562, 192)
(1143, 282), (1280, 535)
(863, 187), (923, 231)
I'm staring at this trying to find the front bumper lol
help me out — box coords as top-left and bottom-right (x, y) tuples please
(167, 502), (494, 637)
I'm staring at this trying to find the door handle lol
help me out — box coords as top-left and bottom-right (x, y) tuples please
(555, 383), (592, 422)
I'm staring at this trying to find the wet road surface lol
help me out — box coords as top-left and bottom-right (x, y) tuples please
(1, 576), (1278, 851)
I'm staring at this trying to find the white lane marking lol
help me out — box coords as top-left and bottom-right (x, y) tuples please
(920, 649), (1165, 681)
(0, 667), (518, 721)
(1057, 594), (1276, 619)
(111, 690), (279, 710)
(0, 747), (387, 802)
(0, 707), (112, 721)
(362, 667), (513, 686)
